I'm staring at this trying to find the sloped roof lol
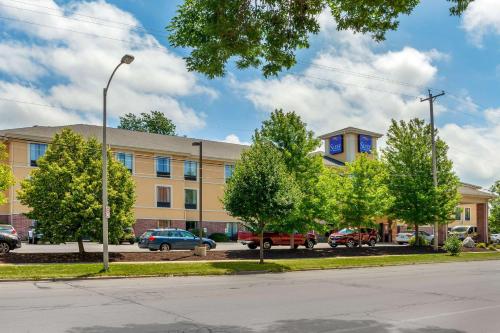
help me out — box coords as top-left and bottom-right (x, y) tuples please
(459, 182), (497, 199)
(0, 124), (247, 161)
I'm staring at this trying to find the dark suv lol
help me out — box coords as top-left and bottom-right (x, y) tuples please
(147, 229), (216, 251)
(0, 224), (22, 254)
(328, 228), (378, 248)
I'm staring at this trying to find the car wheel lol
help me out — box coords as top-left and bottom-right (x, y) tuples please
(204, 243), (212, 250)
(346, 239), (355, 248)
(305, 240), (315, 249)
(159, 243), (171, 251)
(293, 244), (299, 249)
(0, 242), (10, 254)
(247, 244), (257, 250)
(263, 240), (272, 250)
(129, 239), (135, 245)
(369, 239), (376, 247)
(329, 243), (338, 248)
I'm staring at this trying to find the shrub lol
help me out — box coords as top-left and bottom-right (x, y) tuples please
(476, 242), (486, 249)
(209, 233), (230, 242)
(408, 236), (429, 247)
(443, 236), (462, 256)
(488, 244), (497, 251)
(496, 244), (500, 250)
(188, 228), (207, 237)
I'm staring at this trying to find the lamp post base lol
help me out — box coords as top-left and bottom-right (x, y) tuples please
(194, 246), (207, 257)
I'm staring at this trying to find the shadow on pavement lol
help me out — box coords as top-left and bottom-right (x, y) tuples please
(67, 318), (466, 333)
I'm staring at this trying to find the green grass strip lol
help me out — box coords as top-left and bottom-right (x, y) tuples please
(1, 252), (499, 281)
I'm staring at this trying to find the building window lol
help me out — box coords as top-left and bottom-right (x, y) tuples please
(185, 189), (197, 209)
(156, 186), (172, 208)
(29, 143), (48, 167)
(465, 207), (471, 221)
(454, 207), (462, 221)
(158, 220), (172, 228)
(184, 161), (197, 181)
(116, 152), (133, 172)
(156, 157), (171, 178)
(225, 164), (235, 182)
(186, 221), (197, 231)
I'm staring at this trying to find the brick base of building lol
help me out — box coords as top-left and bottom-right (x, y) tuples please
(7, 214), (34, 240)
(132, 219), (234, 237)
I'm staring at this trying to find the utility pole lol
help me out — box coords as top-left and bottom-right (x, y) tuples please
(420, 89), (445, 251)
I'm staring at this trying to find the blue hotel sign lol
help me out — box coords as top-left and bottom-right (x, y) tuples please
(358, 134), (373, 153)
(329, 135), (343, 155)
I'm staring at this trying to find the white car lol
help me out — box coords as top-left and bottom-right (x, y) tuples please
(396, 231), (434, 244)
(491, 234), (500, 244)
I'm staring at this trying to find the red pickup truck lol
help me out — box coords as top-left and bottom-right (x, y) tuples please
(238, 231), (316, 250)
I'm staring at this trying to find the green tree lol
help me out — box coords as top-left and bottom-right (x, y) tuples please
(489, 180), (500, 234)
(118, 111), (177, 136)
(319, 153), (390, 247)
(0, 142), (14, 205)
(223, 141), (301, 263)
(168, 0), (472, 78)
(383, 119), (460, 245)
(18, 129), (136, 254)
(254, 109), (324, 248)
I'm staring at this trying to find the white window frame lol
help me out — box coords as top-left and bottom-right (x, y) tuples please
(184, 188), (198, 210)
(184, 160), (198, 181)
(115, 151), (135, 174)
(28, 142), (48, 167)
(155, 155), (172, 178)
(155, 185), (173, 209)
(224, 163), (235, 182)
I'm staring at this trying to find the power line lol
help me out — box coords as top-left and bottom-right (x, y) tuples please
(1, 0), (167, 34)
(0, 1), (168, 39)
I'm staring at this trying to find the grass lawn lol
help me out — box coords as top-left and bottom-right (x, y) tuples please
(1, 252), (499, 281)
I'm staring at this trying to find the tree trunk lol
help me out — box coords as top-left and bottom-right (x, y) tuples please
(359, 227), (362, 248)
(415, 224), (420, 247)
(259, 230), (264, 264)
(290, 231), (295, 250)
(77, 238), (85, 254)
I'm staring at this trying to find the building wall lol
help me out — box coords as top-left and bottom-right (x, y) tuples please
(0, 138), (240, 238)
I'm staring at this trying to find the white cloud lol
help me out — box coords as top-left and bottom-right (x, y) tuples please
(462, 0), (500, 46)
(236, 24), (498, 187)
(0, 0), (213, 132)
(222, 134), (250, 146)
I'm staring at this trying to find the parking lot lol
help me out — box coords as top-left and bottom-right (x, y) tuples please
(13, 241), (401, 253)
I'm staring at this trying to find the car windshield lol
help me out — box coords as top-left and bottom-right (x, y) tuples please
(452, 227), (468, 233)
(0, 225), (13, 232)
(338, 228), (355, 234)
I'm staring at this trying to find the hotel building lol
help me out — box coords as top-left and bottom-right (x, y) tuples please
(0, 125), (495, 242)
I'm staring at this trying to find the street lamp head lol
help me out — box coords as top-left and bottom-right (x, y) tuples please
(121, 54), (135, 64)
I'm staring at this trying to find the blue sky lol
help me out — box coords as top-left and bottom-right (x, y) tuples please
(0, 0), (498, 187)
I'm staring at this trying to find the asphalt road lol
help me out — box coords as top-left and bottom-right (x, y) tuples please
(1, 260), (499, 332)
(14, 241), (400, 253)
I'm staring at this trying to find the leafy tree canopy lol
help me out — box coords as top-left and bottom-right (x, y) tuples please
(0, 142), (14, 205)
(489, 180), (500, 233)
(319, 153), (390, 239)
(18, 129), (136, 253)
(254, 109), (324, 234)
(223, 141), (301, 262)
(168, 0), (472, 78)
(118, 111), (177, 136)
(382, 119), (460, 234)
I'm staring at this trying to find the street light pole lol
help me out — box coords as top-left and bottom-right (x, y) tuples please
(102, 54), (134, 271)
(421, 89), (445, 252)
(192, 141), (203, 248)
